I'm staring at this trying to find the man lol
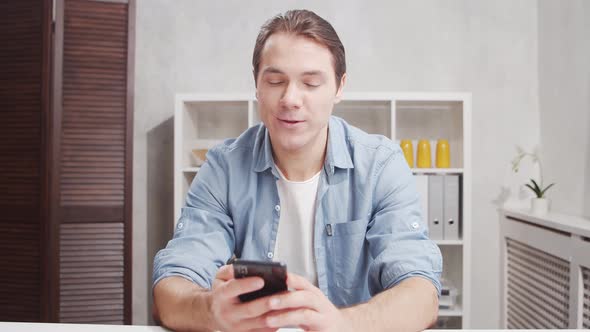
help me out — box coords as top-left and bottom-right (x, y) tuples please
(153, 9), (442, 332)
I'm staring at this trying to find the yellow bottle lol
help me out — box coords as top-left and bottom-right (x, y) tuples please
(416, 139), (432, 168)
(400, 139), (414, 168)
(436, 139), (450, 168)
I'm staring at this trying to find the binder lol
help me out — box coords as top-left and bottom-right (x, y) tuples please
(443, 175), (461, 240)
(427, 175), (444, 240)
(414, 175), (429, 227)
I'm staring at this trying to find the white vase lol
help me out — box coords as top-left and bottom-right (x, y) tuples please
(531, 198), (549, 215)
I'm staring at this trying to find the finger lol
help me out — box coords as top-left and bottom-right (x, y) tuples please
(227, 314), (274, 332)
(249, 328), (278, 332)
(286, 273), (322, 295)
(219, 276), (264, 300)
(267, 290), (322, 312)
(231, 292), (279, 320)
(265, 308), (322, 329)
(215, 264), (235, 281)
(236, 309), (293, 331)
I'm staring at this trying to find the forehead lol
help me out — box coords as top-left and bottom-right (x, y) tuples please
(259, 33), (334, 75)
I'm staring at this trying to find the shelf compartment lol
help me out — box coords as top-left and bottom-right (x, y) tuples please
(183, 100), (248, 140)
(395, 100), (463, 168)
(440, 245), (464, 319)
(439, 305), (463, 317)
(333, 100), (391, 137)
(434, 316), (462, 329)
(181, 139), (223, 169)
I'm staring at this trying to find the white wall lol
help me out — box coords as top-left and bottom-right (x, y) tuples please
(134, 0), (542, 327)
(538, 0), (590, 218)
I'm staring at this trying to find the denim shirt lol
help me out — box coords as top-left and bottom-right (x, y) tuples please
(153, 116), (442, 307)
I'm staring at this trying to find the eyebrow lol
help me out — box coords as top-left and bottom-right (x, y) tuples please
(301, 70), (326, 78)
(261, 67), (326, 78)
(261, 67), (284, 75)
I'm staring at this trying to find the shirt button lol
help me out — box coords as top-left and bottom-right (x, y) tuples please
(411, 222), (420, 229)
(267, 252), (274, 259)
(274, 205), (281, 212)
(177, 222), (184, 229)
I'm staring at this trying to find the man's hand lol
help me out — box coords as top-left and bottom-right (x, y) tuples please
(262, 273), (353, 332)
(206, 265), (279, 332)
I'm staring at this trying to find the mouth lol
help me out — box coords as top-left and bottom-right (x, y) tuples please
(276, 116), (305, 128)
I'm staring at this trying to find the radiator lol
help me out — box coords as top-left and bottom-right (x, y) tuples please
(506, 239), (569, 328)
(500, 209), (590, 329)
(583, 266), (590, 329)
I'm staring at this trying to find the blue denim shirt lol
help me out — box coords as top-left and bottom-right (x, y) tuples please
(153, 116), (442, 307)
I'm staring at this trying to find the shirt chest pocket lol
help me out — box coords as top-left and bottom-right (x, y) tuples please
(327, 218), (369, 290)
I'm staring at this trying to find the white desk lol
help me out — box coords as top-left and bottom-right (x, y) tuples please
(0, 322), (578, 332)
(0, 323), (169, 332)
(0, 323), (580, 331)
(0, 322), (467, 331)
(0, 323), (308, 332)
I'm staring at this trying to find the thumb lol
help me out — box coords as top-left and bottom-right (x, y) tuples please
(212, 265), (234, 290)
(215, 264), (235, 282)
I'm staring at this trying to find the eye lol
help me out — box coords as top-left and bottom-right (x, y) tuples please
(268, 81), (284, 86)
(305, 83), (320, 88)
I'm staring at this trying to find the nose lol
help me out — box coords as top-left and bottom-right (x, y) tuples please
(279, 82), (303, 110)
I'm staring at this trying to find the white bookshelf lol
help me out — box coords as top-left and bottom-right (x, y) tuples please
(174, 92), (472, 329)
(412, 168), (463, 174)
(440, 305), (464, 317)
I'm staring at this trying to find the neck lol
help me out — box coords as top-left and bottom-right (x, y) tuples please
(273, 127), (328, 182)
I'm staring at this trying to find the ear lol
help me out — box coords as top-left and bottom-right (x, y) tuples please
(334, 73), (347, 104)
(253, 70), (259, 100)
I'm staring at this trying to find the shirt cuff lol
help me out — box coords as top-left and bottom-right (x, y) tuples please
(152, 267), (210, 292)
(383, 270), (442, 297)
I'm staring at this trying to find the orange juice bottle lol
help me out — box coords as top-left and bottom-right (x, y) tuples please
(400, 139), (414, 168)
(416, 139), (432, 168)
(436, 139), (450, 168)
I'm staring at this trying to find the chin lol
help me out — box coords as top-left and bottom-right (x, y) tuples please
(274, 135), (310, 152)
(278, 140), (308, 152)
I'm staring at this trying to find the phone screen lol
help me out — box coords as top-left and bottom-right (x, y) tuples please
(233, 259), (288, 302)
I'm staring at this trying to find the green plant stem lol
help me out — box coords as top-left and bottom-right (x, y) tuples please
(524, 152), (543, 188)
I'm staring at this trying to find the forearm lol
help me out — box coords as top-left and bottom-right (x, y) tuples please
(341, 276), (439, 332)
(153, 276), (214, 332)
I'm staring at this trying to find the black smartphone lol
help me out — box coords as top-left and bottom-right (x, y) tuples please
(233, 259), (288, 302)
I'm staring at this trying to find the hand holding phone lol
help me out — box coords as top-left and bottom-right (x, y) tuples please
(233, 259), (288, 302)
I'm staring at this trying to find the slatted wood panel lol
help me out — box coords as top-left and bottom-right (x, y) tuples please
(583, 266), (590, 329)
(56, 0), (131, 324)
(0, 0), (45, 322)
(59, 223), (124, 323)
(60, 0), (127, 211)
(506, 239), (570, 329)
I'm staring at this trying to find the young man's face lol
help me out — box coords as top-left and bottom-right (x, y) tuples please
(255, 32), (345, 154)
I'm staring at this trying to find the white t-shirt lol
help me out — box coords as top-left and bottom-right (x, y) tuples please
(273, 167), (320, 286)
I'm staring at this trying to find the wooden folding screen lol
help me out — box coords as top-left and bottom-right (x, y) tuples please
(0, 0), (134, 324)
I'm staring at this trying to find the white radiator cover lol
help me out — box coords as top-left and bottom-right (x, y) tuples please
(583, 266), (590, 329)
(499, 208), (590, 329)
(506, 239), (569, 328)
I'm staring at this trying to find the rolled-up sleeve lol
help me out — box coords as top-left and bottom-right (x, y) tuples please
(152, 147), (235, 290)
(366, 148), (442, 296)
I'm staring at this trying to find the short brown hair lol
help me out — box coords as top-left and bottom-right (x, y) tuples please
(252, 10), (346, 88)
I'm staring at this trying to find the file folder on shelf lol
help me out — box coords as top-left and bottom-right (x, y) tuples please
(443, 175), (461, 240)
(427, 175), (444, 240)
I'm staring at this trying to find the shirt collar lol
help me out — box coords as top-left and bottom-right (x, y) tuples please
(253, 116), (354, 176)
